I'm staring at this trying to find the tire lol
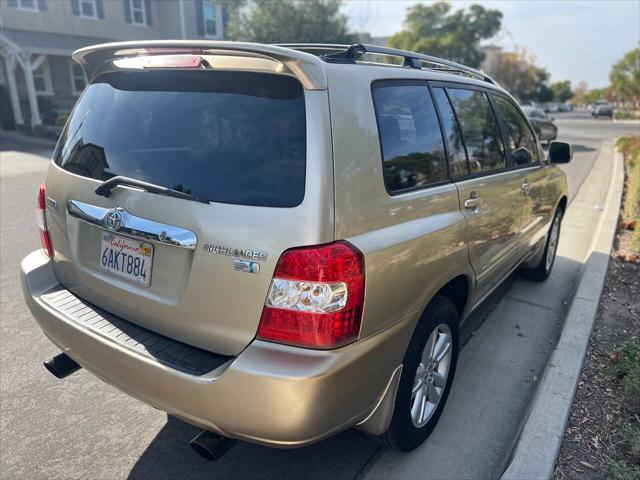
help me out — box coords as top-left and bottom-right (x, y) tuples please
(377, 296), (459, 451)
(521, 207), (564, 281)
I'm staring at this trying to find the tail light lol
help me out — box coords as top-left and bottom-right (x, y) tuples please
(257, 241), (365, 349)
(36, 184), (54, 258)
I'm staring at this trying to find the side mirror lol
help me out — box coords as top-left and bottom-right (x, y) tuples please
(548, 141), (572, 164)
(512, 147), (532, 166)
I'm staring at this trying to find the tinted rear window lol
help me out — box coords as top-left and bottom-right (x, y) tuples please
(373, 83), (448, 193)
(54, 70), (306, 207)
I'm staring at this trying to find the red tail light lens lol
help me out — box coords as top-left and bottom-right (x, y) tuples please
(36, 184), (54, 258)
(257, 241), (365, 349)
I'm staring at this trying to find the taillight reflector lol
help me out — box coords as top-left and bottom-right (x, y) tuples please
(37, 184), (54, 258)
(257, 241), (365, 349)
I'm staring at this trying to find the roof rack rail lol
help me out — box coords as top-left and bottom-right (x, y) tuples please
(278, 43), (497, 85)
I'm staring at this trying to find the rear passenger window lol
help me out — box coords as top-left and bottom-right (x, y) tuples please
(447, 88), (506, 174)
(493, 96), (539, 166)
(373, 84), (448, 193)
(432, 88), (470, 178)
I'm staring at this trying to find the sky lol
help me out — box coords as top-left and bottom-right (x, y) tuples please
(342, 0), (640, 88)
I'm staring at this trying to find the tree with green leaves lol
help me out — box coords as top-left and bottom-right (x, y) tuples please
(226, 0), (357, 45)
(551, 81), (573, 103)
(387, 1), (502, 68)
(610, 46), (640, 101)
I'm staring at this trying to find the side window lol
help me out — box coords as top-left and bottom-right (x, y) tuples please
(494, 96), (539, 166)
(373, 84), (448, 193)
(447, 88), (506, 174)
(432, 87), (470, 178)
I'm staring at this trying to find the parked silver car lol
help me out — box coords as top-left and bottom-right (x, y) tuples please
(522, 106), (558, 143)
(592, 103), (613, 118)
(21, 42), (571, 455)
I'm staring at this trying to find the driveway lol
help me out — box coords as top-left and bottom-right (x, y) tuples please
(1, 114), (638, 480)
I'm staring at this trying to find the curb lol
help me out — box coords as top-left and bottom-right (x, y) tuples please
(501, 146), (625, 480)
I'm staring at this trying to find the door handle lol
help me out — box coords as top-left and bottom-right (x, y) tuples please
(464, 193), (483, 209)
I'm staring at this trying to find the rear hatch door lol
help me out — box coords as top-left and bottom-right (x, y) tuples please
(45, 66), (333, 356)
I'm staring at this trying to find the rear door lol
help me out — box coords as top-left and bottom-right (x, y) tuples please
(432, 85), (525, 302)
(45, 68), (334, 356)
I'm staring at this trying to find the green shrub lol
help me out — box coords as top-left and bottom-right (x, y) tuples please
(610, 460), (639, 480)
(616, 136), (640, 253)
(605, 340), (640, 408)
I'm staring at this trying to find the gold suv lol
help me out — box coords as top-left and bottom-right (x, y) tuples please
(20, 42), (571, 455)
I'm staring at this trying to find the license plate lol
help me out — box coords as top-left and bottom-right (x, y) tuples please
(99, 232), (153, 287)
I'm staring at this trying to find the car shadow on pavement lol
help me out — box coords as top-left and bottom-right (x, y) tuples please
(127, 415), (380, 480)
(571, 144), (597, 153)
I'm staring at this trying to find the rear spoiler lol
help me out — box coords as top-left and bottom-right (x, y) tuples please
(72, 40), (328, 90)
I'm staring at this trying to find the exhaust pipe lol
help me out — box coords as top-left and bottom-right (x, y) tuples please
(190, 431), (236, 461)
(43, 353), (81, 379)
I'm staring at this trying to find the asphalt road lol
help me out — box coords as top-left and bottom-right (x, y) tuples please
(1, 113), (638, 480)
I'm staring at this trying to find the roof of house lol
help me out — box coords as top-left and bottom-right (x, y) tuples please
(0, 28), (115, 56)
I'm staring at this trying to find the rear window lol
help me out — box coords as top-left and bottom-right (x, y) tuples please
(54, 70), (306, 207)
(372, 83), (448, 193)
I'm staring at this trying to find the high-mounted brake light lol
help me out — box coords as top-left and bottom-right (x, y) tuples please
(114, 47), (203, 57)
(36, 184), (54, 258)
(257, 241), (365, 349)
(114, 54), (203, 69)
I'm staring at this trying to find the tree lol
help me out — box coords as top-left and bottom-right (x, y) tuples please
(533, 70), (553, 103)
(584, 87), (611, 105)
(227, 0), (357, 44)
(610, 46), (640, 101)
(481, 47), (551, 102)
(551, 81), (573, 103)
(571, 81), (589, 106)
(387, 2), (502, 68)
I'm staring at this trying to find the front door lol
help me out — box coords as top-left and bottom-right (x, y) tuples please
(456, 172), (525, 300)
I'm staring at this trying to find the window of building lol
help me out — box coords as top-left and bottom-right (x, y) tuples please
(16, 0), (38, 11)
(493, 96), (539, 166)
(432, 87), (469, 178)
(203, 1), (217, 36)
(130, 0), (147, 25)
(373, 83), (448, 193)
(69, 60), (87, 95)
(446, 88), (506, 174)
(33, 59), (53, 96)
(79, 0), (98, 18)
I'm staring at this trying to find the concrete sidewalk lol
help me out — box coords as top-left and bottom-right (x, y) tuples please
(365, 139), (621, 480)
(502, 142), (624, 479)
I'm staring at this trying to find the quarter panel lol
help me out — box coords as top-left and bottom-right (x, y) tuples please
(326, 65), (473, 338)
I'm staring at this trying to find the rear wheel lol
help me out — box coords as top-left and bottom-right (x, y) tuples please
(521, 207), (563, 281)
(377, 296), (459, 451)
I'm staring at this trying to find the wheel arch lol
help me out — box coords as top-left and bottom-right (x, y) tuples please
(556, 195), (568, 215)
(424, 274), (473, 324)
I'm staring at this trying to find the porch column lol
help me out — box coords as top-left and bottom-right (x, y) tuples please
(16, 52), (42, 129)
(2, 53), (24, 127)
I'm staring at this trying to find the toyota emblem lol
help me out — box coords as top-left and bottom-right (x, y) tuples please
(103, 209), (123, 231)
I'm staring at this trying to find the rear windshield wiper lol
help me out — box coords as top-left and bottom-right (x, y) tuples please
(95, 176), (209, 204)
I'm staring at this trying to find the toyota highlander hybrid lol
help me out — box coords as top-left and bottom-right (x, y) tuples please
(20, 41), (572, 455)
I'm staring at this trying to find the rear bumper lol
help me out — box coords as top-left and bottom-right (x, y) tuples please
(20, 250), (414, 447)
